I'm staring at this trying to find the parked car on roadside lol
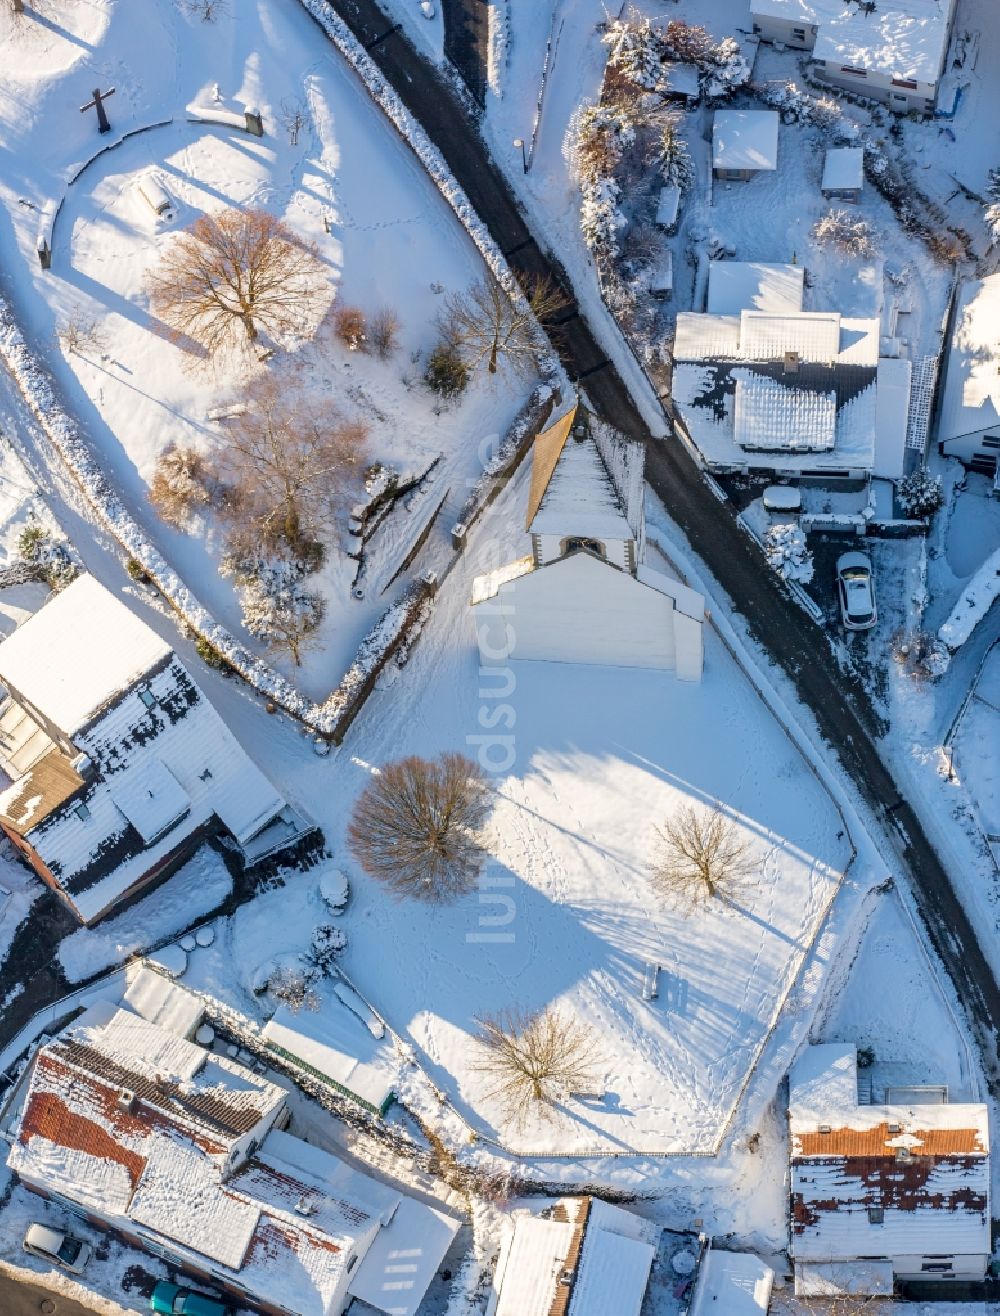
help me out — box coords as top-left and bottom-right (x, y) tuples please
(23, 1223), (91, 1273)
(835, 551), (877, 631)
(150, 1281), (232, 1316)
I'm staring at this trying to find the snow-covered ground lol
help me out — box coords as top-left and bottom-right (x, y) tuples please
(57, 845), (233, 983)
(172, 460), (854, 1159)
(0, 0), (531, 701)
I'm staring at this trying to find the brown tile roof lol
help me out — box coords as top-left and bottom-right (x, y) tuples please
(0, 746), (83, 834)
(524, 404), (579, 531)
(796, 1123), (987, 1158)
(51, 1036), (263, 1139)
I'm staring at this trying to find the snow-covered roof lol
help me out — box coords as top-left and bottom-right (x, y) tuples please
(689, 1249), (774, 1315)
(348, 1194), (462, 1316)
(674, 314), (741, 361)
(262, 1002), (400, 1111)
(0, 574), (170, 736)
(749, 0), (954, 85)
(526, 407), (639, 544)
(0, 586), (287, 922)
(734, 373), (837, 451)
(821, 147), (864, 193)
(741, 311), (842, 363)
(491, 1197), (656, 1316)
(939, 273), (1000, 446)
(9, 1004), (457, 1316)
(655, 184), (680, 228)
(873, 356), (911, 480)
(712, 110), (779, 171)
(123, 964), (204, 1039)
(789, 1044), (990, 1265)
(707, 262), (804, 316)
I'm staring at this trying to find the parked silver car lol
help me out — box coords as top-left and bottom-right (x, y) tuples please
(23, 1222), (92, 1273)
(835, 551), (877, 631)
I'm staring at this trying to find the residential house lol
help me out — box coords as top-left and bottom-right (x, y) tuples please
(0, 574), (310, 924)
(937, 273), (1000, 490)
(470, 405), (705, 679)
(487, 1195), (658, 1316)
(749, 0), (957, 113)
(712, 110), (779, 181)
(789, 1043), (990, 1296)
(672, 263), (911, 483)
(821, 147), (864, 202)
(3, 993), (459, 1316)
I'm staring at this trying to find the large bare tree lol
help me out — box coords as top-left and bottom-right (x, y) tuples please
(650, 804), (755, 906)
(473, 1007), (600, 1128)
(348, 752), (490, 901)
(442, 273), (567, 375)
(148, 207), (325, 354)
(212, 373), (367, 552)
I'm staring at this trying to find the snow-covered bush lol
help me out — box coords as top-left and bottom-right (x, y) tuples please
(424, 340), (470, 397)
(811, 208), (878, 257)
(319, 865), (350, 912)
(267, 960), (321, 1011)
(566, 101), (636, 188)
(657, 113), (694, 191)
(891, 629), (949, 681)
(896, 466), (943, 518)
(333, 304), (368, 352)
(580, 177), (627, 264)
(17, 524), (76, 589)
(659, 18), (713, 64)
(761, 81), (847, 134)
(602, 10), (664, 92)
(703, 35), (750, 97)
(763, 522), (814, 584)
(309, 923), (347, 971)
(148, 444), (212, 528)
(222, 549), (325, 666)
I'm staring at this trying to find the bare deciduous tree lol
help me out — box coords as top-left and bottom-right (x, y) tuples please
(369, 307), (400, 360)
(148, 444), (212, 528)
(442, 274), (568, 376)
(787, 1294), (895, 1316)
(180, 0), (230, 22)
(58, 311), (107, 359)
(348, 752), (491, 901)
(473, 1007), (601, 1128)
(333, 304), (367, 352)
(650, 804), (754, 906)
(212, 373), (368, 551)
(279, 96), (308, 146)
(148, 207), (325, 355)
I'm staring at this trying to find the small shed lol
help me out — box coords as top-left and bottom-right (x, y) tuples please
(821, 147), (863, 202)
(763, 485), (802, 514)
(650, 249), (673, 300)
(655, 184), (681, 234)
(712, 110), (779, 181)
(689, 1248), (774, 1315)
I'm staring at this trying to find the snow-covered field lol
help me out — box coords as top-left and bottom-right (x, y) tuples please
(177, 463), (850, 1158)
(0, 0), (530, 701)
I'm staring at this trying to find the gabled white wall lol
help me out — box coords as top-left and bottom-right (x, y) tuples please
(473, 554), (679, 672)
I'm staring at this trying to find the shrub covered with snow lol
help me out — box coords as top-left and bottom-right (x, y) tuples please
(812, 208), (878, 258)
(896, 466), (943, 519)
(17, 523), (77, 589)
(764, 522), (814, 584)
(222, 549), (325, 667)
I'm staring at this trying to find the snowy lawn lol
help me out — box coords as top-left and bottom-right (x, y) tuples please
(953, 645), (1000, 866)
(815, 888), (979, 1102)
(0, 0), (530, 701)
(57, 844), (232, 983)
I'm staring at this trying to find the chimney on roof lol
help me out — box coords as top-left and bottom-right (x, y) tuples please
(783, 351), (800, 375)
(117, 1088), (136, 1113)
(558, 1268), (575, 1286)
(573, 423), (587, 443)
(294, 1195), (317, 1217)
